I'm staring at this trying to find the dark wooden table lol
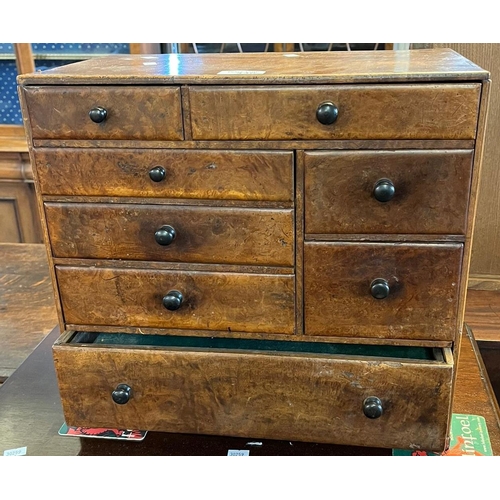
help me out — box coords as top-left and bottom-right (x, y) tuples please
(0, 243), (58, 380)
(0, 323), (499, 456)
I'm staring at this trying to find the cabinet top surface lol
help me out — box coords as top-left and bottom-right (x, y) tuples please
(17, 49), (488, 85)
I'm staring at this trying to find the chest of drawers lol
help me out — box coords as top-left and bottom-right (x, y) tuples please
(18, 49), (490, 451)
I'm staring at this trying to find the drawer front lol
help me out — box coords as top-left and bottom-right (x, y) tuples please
(304, 242), (463, 340)
(53, 342), (452, 451)
(45, 203), (294, 267)
(56, 266), (295, 334)
(305, 150), (473, 235)
(24, 86), (183, 140)
(189, 84), (480, 140)
(33, 149), (294, 201)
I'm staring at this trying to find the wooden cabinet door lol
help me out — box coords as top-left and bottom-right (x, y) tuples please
(0, 182), (41, 243)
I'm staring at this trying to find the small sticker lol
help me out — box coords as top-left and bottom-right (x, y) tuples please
(392, 413), (493, 456)
(218, 70), (266, 75)
(58, 423), (147, 441)
(3, 446), (27, 456)
(143, 62), (157, 66)
(227, 449), (250, 456)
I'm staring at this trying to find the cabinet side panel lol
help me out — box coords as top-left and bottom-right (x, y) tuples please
(18, 85), (66, 333)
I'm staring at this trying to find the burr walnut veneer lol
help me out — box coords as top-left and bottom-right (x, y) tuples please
(18, 49), (490, 451)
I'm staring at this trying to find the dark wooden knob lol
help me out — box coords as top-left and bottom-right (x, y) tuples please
(149, 166), (166, 182)
(155, 225), (176, 246)
(370, 278), (390, 299)
(373, 178), (395, 202)
(316, 102), (339, 125)
(112, 384), (131, 405)
(88, 106), (107, 123)
(363, 396), (384, 419)
(163, 290), (183, 311)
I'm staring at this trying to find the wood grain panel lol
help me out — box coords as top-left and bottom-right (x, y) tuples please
(31, 139), (476, 151)
(189, 84), (481, 140)
(0, 182), (42, 243)
(53, 343), (452, 451)
(305, 150), (473, 235)
(33, 148), (293, 201)
(56, 266), (295, 334)
(432, 44), (500, 284)
(304, 242), (463, 341)
(0, 199), (21, 242)
(23, 86), (183, 140)
(45, 203), (294, 267)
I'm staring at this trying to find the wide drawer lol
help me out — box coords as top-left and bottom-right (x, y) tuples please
(56, 266), (295, 334)
(305, 150), (473, 235)
(23, 86), (183, 140)
(33, 149), (294, 201)
(45, 203), (294, 266)
(304, 242), (463, 340)
(53, 332), (453, 451)
(188, 84), (481, 140)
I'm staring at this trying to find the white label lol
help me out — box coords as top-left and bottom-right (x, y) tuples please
(143, 62), (157, 66)
(227, 449), (250, 456)
(218, 70), (266, 75)
(3, 446), (27, 456)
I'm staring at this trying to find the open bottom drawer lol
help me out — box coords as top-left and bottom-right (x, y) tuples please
(53, 332), (454, 451)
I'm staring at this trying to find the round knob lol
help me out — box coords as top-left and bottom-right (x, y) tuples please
(163, 290), (183, 311)
(316, 102), (339, 125)
(370, 278), (390, 299)
(373, 178), (395, 202)
(112, 384), (131, 405)
(149, 166), (166, 182)
(155, 225), (176, 246)
(88, 106), (107, 123)
(363, 396), (384, 419)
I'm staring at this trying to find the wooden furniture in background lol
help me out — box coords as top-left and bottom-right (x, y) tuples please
(0, 140), (41, 243)
(0, 44), (39, 241)
(432, 44), (500, 291)
(14, 43), (35, 74)
(18, 49), (489, 451)
(178, 43), (387, 54)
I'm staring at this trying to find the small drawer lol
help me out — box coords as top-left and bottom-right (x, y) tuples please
(45, 203), (294, 267)
(56, 266), (295, 334)
(305, 150), (474, 235)
(304, 242), (463, 341)
(53, 332), (453, 451)
(33, 148), (294, 201)
(188, 84), (480, 140)
(23, 86), (183, 140)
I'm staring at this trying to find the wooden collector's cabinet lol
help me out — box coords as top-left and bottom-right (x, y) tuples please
(18, 49), (490, 451)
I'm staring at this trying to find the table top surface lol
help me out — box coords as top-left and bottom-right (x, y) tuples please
(18, 49), (489, 86)
(0, 243), (499, 455)
(0, 243), (58, 379)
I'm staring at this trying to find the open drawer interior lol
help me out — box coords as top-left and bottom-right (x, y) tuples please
(64, 331), (452, 364)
